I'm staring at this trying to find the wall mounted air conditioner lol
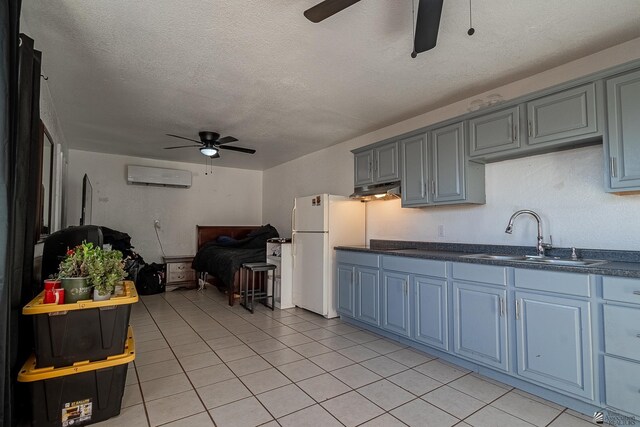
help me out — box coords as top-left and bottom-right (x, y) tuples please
(126, 165), (192, 188)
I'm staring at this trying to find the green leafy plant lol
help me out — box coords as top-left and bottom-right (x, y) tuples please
(90, 249), (127, 296)
(58, 241), (99, 278)
(58, 241), (127, 297)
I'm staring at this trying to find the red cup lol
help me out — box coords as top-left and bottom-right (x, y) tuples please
(54, 288), (65, 304)
(44, 288), (65, 304)
(44, 279), (61, 291)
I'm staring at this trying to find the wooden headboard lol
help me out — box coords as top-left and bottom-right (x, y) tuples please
(196, 225), (261, 250)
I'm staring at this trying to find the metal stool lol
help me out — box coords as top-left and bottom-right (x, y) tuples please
(240, 263), (276, 313)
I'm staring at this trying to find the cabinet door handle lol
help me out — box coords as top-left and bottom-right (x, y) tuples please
(610, 157), (617, 178)
(513, 125), (518, 142)
(528, 121), (533, 137)
(431, 180), (436, 195)
(633, 291), (640, 296)
(515, 300), (520, 320)
(499, 297), (505, 317)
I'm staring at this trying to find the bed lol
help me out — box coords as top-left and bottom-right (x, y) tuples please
(193, 225), (279, 306)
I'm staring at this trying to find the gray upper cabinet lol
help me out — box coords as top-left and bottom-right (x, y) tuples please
(401, 123), (484, 208)
(605, 69), (640, 192)
(468, 106), (521, 158)
(401, 134), (428, 206)
(466, 82), (603, 163)
(432, 122), (465, 203)
(354, 150), (374, 186)
(374, 141), (400, 183)
(353, 141), (400, 187)
(526, 83), (599, 146)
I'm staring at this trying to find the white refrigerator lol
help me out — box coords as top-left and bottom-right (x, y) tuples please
(292, 194), (365, 318)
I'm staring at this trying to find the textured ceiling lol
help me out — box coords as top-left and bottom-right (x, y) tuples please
(21, 0), (640, 170)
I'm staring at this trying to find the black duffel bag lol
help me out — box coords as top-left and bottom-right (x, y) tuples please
(135, 263), (166, 295)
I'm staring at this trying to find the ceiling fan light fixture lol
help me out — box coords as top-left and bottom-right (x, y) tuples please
(200, 146), (218, 157)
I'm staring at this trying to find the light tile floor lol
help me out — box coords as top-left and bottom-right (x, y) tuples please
(95, 288), (603, 427)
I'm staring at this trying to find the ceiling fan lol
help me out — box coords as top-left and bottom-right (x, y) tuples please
(304, 0), (445, 57)
(164, 131), (256, 157)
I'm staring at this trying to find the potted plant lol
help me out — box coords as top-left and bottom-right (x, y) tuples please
(58, 242), (98, 303)
(89, 249), (126, 301)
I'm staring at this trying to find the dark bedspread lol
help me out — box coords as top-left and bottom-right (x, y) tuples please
(192, 224), (279, 287)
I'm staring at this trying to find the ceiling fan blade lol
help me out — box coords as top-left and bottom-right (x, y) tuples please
(413, 0), (444, 55)
(209, 152), (220, 159)
(216, 136), (238, 144)
(164, 145), (202, 150)
(166, 133), (202, 144)
(218, 145), (256, 154)
(304, 0), (361, 23)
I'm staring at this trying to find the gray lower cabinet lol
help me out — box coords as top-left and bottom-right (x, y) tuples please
(468, 106), (521, 158)
(335, 251), (638, 415)
(605, 68), (640, 191)
(401, 123), (485, 208)
(602, 276), (640, 417)
(356, 266), (380, 326)
(336, 251), (381, 322)
(337, 263), (356, 317)
(413, 275), (448, 351)
(452, 280), (509, 371)
(381, 270), (411, 337)
(515, 291), (594, 399)
(526, 83), (599, 146)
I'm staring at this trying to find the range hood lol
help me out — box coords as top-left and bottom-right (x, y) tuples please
(350, 181), (401, 202)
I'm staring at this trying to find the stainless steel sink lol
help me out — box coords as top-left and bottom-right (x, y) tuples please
(462, 253), (607, 267)
(462, 254), (527, 261)
(535, 258), (608, 267)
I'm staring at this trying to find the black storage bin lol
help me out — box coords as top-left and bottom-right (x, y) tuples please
(23, 281), (138, 368)
(18, 327), (135, 427)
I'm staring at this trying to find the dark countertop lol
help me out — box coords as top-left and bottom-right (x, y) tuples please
(334, 240), (640, 279)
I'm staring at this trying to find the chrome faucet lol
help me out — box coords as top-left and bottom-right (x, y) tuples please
(505, 209), (552, 256)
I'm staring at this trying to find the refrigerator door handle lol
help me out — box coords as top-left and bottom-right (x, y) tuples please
(291, 233), (296, 256)
(291, 206), (296, 232)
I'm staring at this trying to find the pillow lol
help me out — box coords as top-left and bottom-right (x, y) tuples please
(215, 235), (238, 246)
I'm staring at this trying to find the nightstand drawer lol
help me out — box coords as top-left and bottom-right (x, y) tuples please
(167, 262), (192, 275)
(604, 305), (640, 361)
(168, 270), (195, 283)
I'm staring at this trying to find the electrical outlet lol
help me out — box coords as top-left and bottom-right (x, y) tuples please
(438, 225), (445, 238)
(154, 219), (160, 229)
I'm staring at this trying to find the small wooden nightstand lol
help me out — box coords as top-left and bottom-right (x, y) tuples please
(163, 255), (196, 289)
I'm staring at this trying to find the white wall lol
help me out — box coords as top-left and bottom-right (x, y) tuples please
(67, 150), (263, 262)
(263, 37), (640, 250)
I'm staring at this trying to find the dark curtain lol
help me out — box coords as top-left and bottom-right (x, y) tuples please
(3, 2), (42, 426)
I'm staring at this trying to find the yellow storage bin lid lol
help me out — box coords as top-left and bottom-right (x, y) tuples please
(18, 326), (135, 382)
(23, 280), (138, 315)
